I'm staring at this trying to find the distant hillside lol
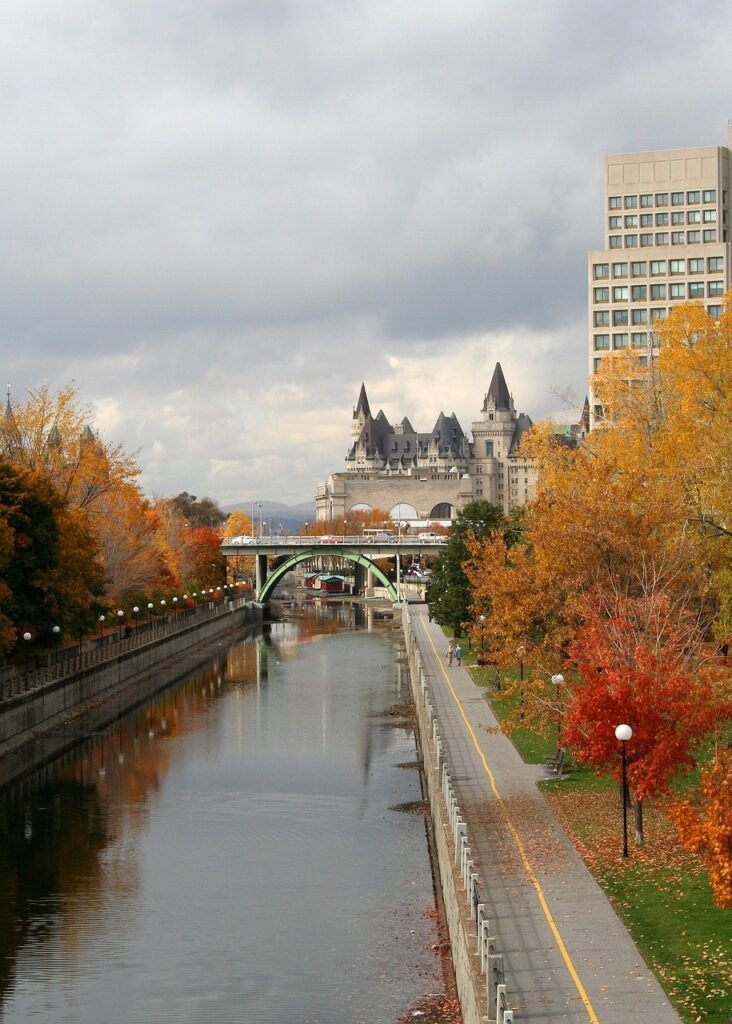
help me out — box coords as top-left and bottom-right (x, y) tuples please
(222, 500), (315, 533)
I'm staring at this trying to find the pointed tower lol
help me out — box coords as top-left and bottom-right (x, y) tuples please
(351, 383), (372, 445)
(1, 385), (23, 461)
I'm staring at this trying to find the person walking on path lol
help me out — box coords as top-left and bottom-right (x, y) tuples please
(445, 643), (454, 666)
(454, 644), (463, 666)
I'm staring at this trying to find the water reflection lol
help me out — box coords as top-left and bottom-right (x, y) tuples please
(0, 602), (448, 1023)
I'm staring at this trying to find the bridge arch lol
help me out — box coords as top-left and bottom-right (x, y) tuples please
(257, 548), (399, 603)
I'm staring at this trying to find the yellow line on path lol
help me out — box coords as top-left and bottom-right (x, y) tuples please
(420, 619), (601, 1024)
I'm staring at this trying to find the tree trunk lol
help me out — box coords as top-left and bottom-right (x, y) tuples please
(634, 797), (644, 848)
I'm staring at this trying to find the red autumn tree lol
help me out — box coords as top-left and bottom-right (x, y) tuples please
(668, 751), (732, 909)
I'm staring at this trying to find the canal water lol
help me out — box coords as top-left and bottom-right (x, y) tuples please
(0, 603), (452, 1023)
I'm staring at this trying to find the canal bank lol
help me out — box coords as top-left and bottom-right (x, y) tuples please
(0, 599), (262, 787)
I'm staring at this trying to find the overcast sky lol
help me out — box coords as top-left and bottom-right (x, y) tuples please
(2, 1), (731, 507)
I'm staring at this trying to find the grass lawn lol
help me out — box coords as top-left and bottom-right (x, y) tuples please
(467, 658), (731, 1024)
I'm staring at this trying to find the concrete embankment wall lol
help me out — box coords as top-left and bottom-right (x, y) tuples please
(401, 609), (488, 1024)
(0, 602), (262, 787)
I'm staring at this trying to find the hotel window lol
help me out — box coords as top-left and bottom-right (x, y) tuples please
(625, 195), (638, 208)
(638, 355), (648, 366)
(689, 282), (705, 298)
(707, 257), (723, 272)
(671, 192), (684, 205)
(631, 308), (647, 324)
(593, 263), (609, 279)
(708, 280), (724, 296)
(640, 213), (653, 227)
(593, 286), (609, 302)
(671, 211), (684, 225)
(640, 233), (654, 246)
(613, 333), (629, 349)
(687, 230), (701, 243)
(703, 229), (717, 242)
(624, 214), (638, 228)
(670, 283), (685, 299)
(655, 232), (668, 245)
(594, 310), (610, 325)
(631, 284), (647, 300)
(612, 285), (628, 300)
(687, 191), (700, 204)
(703, 209), (717, 222)
(707, 304), (722, 317)
(687, 210), (700, 223)
(593, 334), (610, 350)
(671, 232), (685, 245)
(640, 194), (653, 207)
(593, 358), (602, 372)
(650, 308), (667, 321)
(703, 189), (716, 203)
(656, 212), (669, 225)
(613, 309), (629, 325)
(610, 235), (622, 248)
(655, 193), (668, 205)
(631, 332), (648, 347)
(650, 283), (666, 300)
(669, 259), (685, 274)
(612, 262), (628, 278)
(631, 261), (647, 276)
(689, 258), (704, 273)
(650, 260), (666, 276)
(609, 196), (622, 209)
(625, 235), (638, 247)
(609, 216), (622, 228)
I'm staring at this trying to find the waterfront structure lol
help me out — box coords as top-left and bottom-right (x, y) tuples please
(315, 363), (538, 522)
(588, 125), (732, 422)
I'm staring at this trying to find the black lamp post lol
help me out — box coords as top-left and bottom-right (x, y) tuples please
(23, 631), (31, 673)
(133, 606), (140, 628)
(117, 610), (124, 640)
(615, 724), (633, 858)
(99, 615), (105, 645)
(147, 602), (154, 628)
(479, 614), (485, 659)
(52, 625), (61, 663)
(551, 673), (564, 747)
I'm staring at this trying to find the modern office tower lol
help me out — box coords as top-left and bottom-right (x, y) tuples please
(588, 125), (732, 422)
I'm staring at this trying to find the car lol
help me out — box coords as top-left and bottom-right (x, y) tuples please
(226, 535), (257, 545)
(317, 535), (342, 544)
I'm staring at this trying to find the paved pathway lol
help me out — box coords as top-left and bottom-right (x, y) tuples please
(411, 606), (682, 1024)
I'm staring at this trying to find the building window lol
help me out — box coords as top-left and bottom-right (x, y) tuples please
(689, 258), (704, 273)
(707, 257), (723, 272)
(655, 232), (669, 245)
(624, 214), (638, 228)
(625, 234), (638, 247)
(486, 441), (493, 456)
(610, 235), (622, 248)
(631, 332), (648, 347)
(613, 309), (629, 325)
(687, 230), (701, 243)
(670, 283), (685, 299)
(631, 308), (648, 324)
(689, 282), (705, 298)
(687, 210), (700, 223)
(630, 261), (647, 277)
(703, 189), (717, 203)
(593, 263), (609, 279)
(640, 233), (653, 246)
(593, 286), (610, 302)
(707, 304), (722, 318)
(650, 260), (666, 276)
(624, 195), (638, 208)
(650, 283), (666, 300)
(655, 193), (668, 206)
(671, 191), (684, 205)
(687, 190), (700, 204)
(613, 333), (629, 349)
(703, 209), (717, 222)
(594, 309), (610, 325)
(593, 358), (602, 373)
(657, 212), (670, 226)
(669, 259), (685, 275)
(612, 262), (628, 278)
(650, 308), (667, 322)
(593, 334), (610, 350)
(671, 211), (685, 225)
(640, 213), (653, 227)
(703, 229), (717, 242)
(609, 216), (622, 228)
(631, 284), (647, 300)
(708, 281), (724, 296)
(609, 196), (622, 209)
(612, 285), (628, 300)
(671, 232), (684, 244)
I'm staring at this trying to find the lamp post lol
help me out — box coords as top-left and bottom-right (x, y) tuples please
(251, 501), (255, 538)
(479, 614), (485, 660)
(133, 606), (140, 629)
(23, 631), (31, 673)
(258, 503), (262, 538)
(160, 599), (166, 624)
(52, 625), (61, 663)
(99, 615), (105, 645)
(615, 724), (633, 858)
(517, 644), (525, 719)
(117, 610), (124, 640)
(173, 596), (178, 622)
(551, 673), (564, 747)
(147, 602), (154, 628)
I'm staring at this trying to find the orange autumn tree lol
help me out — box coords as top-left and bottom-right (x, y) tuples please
(669, 751), (732, 909)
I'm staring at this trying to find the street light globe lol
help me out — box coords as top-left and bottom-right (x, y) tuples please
(615, 723), (633, 742)
(117, 610), (124, 618)
(99, 615), (105, 623)
(147, 603), (154, 610)
(133, 606), (139, 614)
(551, 673), (564, 686)
(52, 625), (61, 635)
(160, 599), (166, 607)
(23, 632), (31, 641)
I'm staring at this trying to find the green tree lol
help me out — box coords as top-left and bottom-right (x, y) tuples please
(428, 501), (510, 636)
(170, 492), (225, 529)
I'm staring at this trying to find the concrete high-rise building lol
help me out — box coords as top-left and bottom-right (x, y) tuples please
(588, 125), (732, 422)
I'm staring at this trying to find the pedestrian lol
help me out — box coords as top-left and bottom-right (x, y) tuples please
(455, 644), (462, 666)
(446, 643), (454, 666)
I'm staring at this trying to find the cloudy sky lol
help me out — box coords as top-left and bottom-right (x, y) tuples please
(3, 1), (731, 507)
